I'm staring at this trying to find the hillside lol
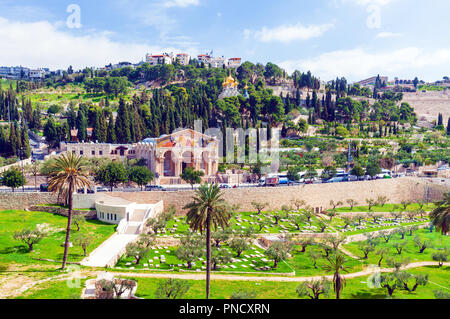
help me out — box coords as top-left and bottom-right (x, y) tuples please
(403, 91), (450, 122)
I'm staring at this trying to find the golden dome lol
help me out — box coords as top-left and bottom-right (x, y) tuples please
(223, 75), (238, 88)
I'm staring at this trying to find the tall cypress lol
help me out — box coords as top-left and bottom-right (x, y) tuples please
(106, 114), (116, 143)
(76, 110), (87, 142)
(115, 98), (131, 143)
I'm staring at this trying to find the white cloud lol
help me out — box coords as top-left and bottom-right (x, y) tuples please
(376, 31), (403, 38)
(244, 23), (334, 43)
(163, 0), (200, 8)
(115, 0), (200, 44)
(279, 47), (450, 81)
(340, 0), (398, 6)
(0, 17), (196, 70)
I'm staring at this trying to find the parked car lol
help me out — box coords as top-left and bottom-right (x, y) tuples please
(219, 184), (231, 189)
(96, 186), (109, 192)
(145, 185), (166, 192)
(327, 177), (345, 183)
(343, 175), (358, 182)
(40, 184), (49, 192)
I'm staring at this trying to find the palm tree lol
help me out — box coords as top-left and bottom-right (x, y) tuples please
(47, 152), (91, 270)
(184, 183), (231, 299)
(430, 193), (449, 235)
(322, 253), (349, 299)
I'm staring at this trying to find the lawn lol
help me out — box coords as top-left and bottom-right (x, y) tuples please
(115, 244), (294, 275)
(329, 214), (429, 236)
(0, 210), (116, 267)
(11, 265), (447, 299)
(15, 278), (86, 299)
(128, 266), (449, 299)
(159, 212), (333, 238)
(342, 228), (450, 266)
(334, 203), (435, 213)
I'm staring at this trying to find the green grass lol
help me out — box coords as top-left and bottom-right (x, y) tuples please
(15, 278), (85, 299)
(334, 203), (435, 213)
(0, 210), (116, 267)
(115, 244), (294, 274)
(12, 265), (448, 299)
(343, 228), (450, 266)
(36, 204), (96, 211)
(128, 266), (449, 299)
(329, 215), (429, 236)
(418, 85), (446, 92)
(160, 212), (333, 237)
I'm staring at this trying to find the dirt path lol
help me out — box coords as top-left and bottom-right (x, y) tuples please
(106, 262), (449, 283)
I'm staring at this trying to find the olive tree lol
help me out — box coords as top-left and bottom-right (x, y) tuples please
(297, 278), (331, 300)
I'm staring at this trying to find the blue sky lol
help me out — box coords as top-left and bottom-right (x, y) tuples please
(0, 0), (449, 81)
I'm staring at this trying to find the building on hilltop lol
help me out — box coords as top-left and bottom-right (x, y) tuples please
(228, 58), (242, 68)
(145, 53), (173, 66)
(175, 53), (190, 66)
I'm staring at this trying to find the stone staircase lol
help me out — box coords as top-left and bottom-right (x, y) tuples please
(124, 224), (140, 235)
(81, 204), (159, 268)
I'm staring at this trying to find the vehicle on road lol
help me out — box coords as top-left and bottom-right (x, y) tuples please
(145, 185), (166, 192)
(327, 177), (345, 183)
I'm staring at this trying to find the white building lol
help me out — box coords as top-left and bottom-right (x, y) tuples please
(29, 68), (46, 80)
(0, 66), (30, 79)
(210, 57), (227, 68)
(146, 53), (173, 66)
(197, 54), (212, 65)
(176, 53), (190, 66)
(228, 58), (242, 68)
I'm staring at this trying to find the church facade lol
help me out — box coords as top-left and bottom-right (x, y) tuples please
(62, 129), (220, 183)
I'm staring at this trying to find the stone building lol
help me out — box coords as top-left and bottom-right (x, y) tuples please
(134, 129), (219, 180)
(61, 129), (219, 184)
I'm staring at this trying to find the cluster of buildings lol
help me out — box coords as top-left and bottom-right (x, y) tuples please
(145, 52), (241, 69)
(0, 66), (48, 80)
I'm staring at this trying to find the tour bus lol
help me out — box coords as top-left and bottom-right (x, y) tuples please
(258, 174), (292, 187)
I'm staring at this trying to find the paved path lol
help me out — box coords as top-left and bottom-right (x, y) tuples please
(107, 262), (449, 283)
(81, 234), (138, 268)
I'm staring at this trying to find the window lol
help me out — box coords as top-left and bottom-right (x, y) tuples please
(107, 213), (109, 220)
(80, 150), (83, 155)
(92, 150), (95, 156)
(99, 151), (103, 156)
(114, 214), (117, 221)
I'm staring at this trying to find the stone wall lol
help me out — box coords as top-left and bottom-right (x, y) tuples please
(0, 178), (447, 214)
(105, 178), (449, 215)
(0, 192), (58, 210)
(29, 205), (98, 219)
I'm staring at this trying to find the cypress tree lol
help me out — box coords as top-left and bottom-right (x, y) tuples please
(20, 122), (31, 158)
(9, 122), (18, 156)
(115, 98), (131, 143)
(76, 110), (87, 142)
(106, 114), (116, 143)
